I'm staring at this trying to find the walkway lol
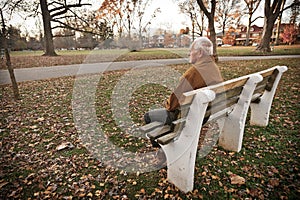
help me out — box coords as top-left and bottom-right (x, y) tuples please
(1, 55), (299, 85)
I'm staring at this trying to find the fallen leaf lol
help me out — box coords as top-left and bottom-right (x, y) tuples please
(0, 181), (8, 189)
(268, 178), (280, 188)
(230, 174), (245, 185)
(56, 142), (74, 151)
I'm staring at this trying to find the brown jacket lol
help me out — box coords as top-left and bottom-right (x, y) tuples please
(166, 56), (223, 111)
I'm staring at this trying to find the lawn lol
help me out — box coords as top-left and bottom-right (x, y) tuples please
(0, 57), (299, 199)
(1, 45), (300, 69)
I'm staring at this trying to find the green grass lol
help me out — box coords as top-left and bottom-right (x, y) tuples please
(0, 58), (299, 199)
(9, 45), (300, 58)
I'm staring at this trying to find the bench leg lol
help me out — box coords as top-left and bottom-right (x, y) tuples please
(161, 90), (215, 193)
(250, 66), (288, 126)
(219, 74), (263, 152)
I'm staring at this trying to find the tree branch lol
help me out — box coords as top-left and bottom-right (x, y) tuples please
(50, 3), (91, 18)
(251, 16), (264, 23)
(51, 19), (105, 37)
(196, 0), (210, 17)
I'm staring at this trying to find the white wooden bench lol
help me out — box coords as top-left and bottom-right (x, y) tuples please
(140, 66), (288, 193)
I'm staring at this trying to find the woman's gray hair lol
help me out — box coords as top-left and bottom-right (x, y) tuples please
(191, 37), (213, 56)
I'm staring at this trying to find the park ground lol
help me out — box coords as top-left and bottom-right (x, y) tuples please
(0, 46), (299, 199)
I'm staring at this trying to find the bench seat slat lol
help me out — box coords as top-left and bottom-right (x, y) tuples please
(157, 132), (178, 145)
(146, 125), (171, 140)
(140, 121), (163, 133)
(155, 118), (186, 145)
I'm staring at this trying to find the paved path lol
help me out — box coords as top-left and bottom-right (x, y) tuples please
(1, 55), (299, 85)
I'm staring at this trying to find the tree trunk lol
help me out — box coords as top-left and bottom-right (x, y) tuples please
(256, 16), (276, 52)
(0, 9), (20, 100)
(196, 0), (218, 61)
(208, 18), (218, 62)
(274, 16), (282, 45)
(256, 0), (287, 52)
(245, 15), (252, 46)
(40, 0), (57, 56)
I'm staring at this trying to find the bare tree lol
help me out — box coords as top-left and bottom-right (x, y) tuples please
(215, 0), (243, 37)
(289, 0), (300, 24)
(179, 0), (206, 41)
(98, 0), (159, 42)
(98, 0), (126, 38)
(134, 0), (160, 42)
(243, 0), (262, 46)
(3, 0), (96, 56)
(40, 0), (92, 56)
(196, 0), (218, 61)
(0, 8), (19, 100)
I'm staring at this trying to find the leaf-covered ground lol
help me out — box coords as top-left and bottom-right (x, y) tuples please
(0, 58), (299, 199)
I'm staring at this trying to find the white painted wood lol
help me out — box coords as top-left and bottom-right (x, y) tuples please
(218, 74), (263, 152)
(250, 66), (288, 126)
(160, 89), (216, 193)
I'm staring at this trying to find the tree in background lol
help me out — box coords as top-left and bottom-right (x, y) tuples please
(39, 0), (92, 56)
(178, 0), (206, 41)
(256, 0), (299, 52)
(289, 0), (300, 24)
(77, 32), (98, 49)
(2, 0), (110, 56)
(53, 29), (76, 50)
(215, 0), (243, 37)
(98, 0), (159, 45)
(98, 0), (126, 39)
(222, 26), (237, 45)
(0, 8), (19, 100)
(134, 0), (160, 43)
(3, 26), (27, 50)
(281, 24), (298, 45)
(196, 0), (218, 61)
(164, 32), (175, 47)
(243, 0), (262, 46)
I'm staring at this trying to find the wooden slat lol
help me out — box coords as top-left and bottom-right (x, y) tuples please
(259, 68), (275, 78)
(182, 77), (249, 105)
(212, 86), (243, 105)
(146, 125), (171, 140)
(210, 77), (249, 94)
(265, 69), (279, 91)
(206, 96), (239, 117)
(156, 118), (186, 145)
(140, 121), (163, 133)
(157, 132), (178, 145)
